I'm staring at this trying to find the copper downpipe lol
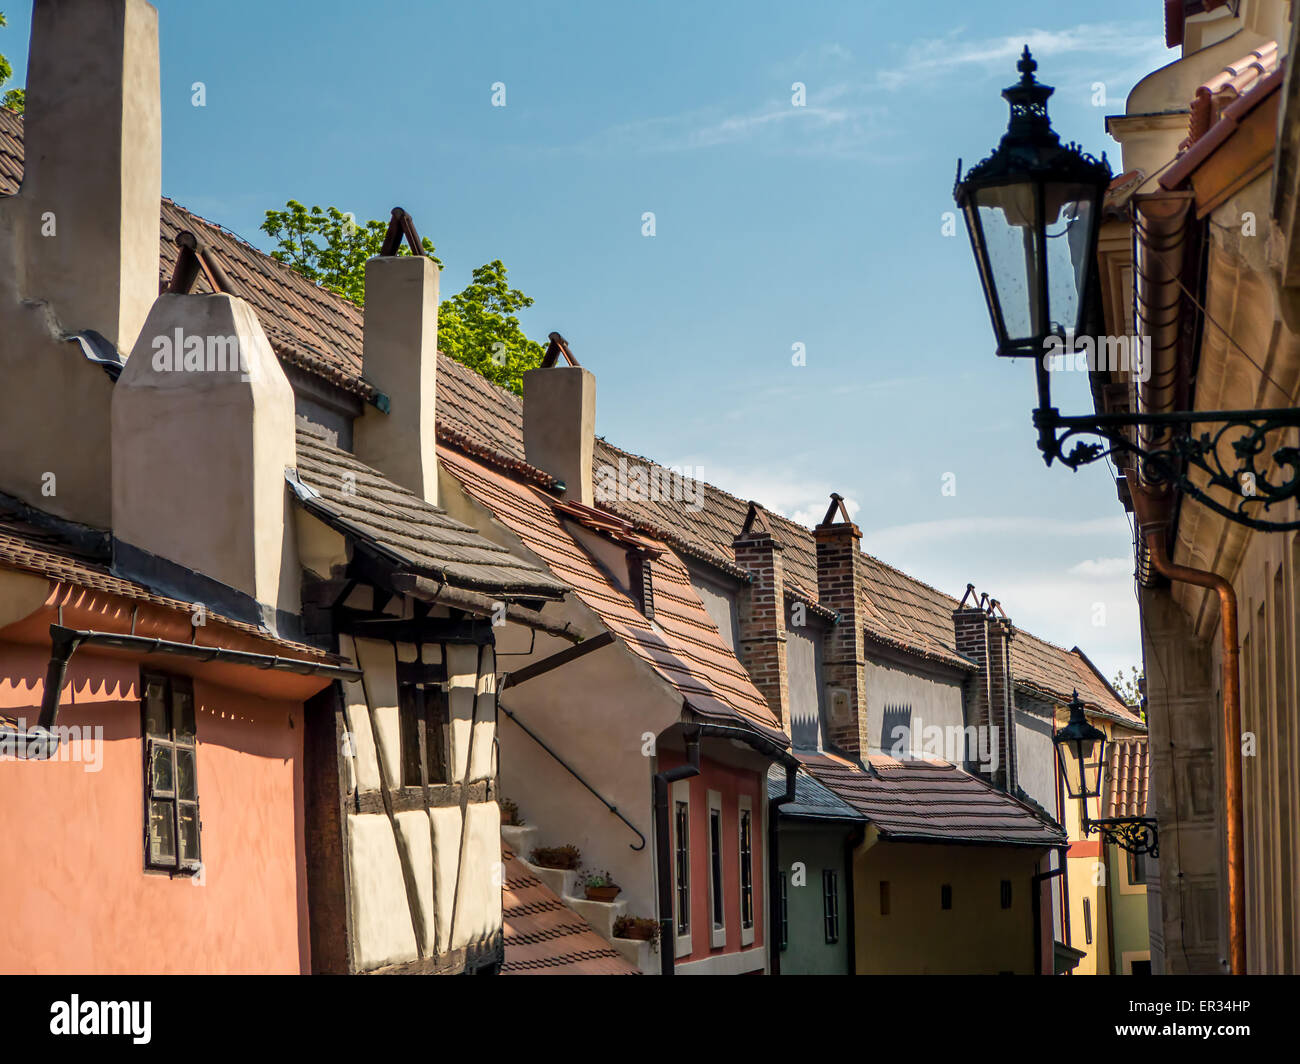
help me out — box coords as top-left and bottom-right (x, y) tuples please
(1143, 531), (1246, 975)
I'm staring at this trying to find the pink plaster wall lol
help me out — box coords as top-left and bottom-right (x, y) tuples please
(0, 642), (310, 973)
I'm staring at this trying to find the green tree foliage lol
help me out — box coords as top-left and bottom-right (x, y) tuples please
(1111, 666), (1145, 716)
(1, 12), (26, 113)
(261, 200), (544, 394)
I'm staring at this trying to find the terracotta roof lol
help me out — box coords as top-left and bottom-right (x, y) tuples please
(799, 751), (1066, 848)
(290, 427), (566, 600)
(1160, 63), (1285, 191)
(440, 447), (787, 743)
(1104, 737), (1150, 819)
(500, 845), (640, 975)
(1011, 633), (1145, 729)
(0, 506), (338, 663)
(0, 108), (1135, 717)
(1189, 42), (1280, 143)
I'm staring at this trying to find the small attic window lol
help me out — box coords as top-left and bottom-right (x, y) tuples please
(627, 549), (655, 620)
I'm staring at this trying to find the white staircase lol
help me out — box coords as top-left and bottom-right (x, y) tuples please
(501, 823), (656, 973)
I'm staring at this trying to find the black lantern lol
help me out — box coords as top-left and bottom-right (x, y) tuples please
(954, 48), (1300, 533)
(1052, 690), (1158, 857)
(1052, 691), (1106, 800)
(954, 47), (1112, 361)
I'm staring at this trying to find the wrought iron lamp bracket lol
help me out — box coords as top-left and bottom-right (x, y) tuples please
(1082, 815), (1160, 858)
(1034, 405), (1300, 532)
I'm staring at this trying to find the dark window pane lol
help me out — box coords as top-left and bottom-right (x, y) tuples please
(941, 884), (953, 910)
(779, 872), (788, 951)
(144, 678), (168, 737)
(173, 683), (195, 738)
(739, 810), (753, 929)
(425, 688), (450, 785)
(1000, 879), (1013, 909)
(178, 803), (201, 864)
(674, 800), (689, 935)
(175, 746), (197, 801)
(150, 743), (174, 796)
(398, 686), (423, 788)
(710, 808), (723, 929)
(148, 800), (176, 865)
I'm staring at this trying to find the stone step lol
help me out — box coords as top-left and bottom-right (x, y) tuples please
(500, 824), (537, 856)
(612, 935), (658, 975)
(561, 893), (629, 941)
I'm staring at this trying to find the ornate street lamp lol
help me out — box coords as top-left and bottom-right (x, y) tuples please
(1052, 691), (1158, 857)
(955, 47), (1300, 532)
(954, 46), (1111, 362)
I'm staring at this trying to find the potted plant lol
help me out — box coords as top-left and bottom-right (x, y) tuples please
(580, 870), (621, 902)
(529, 844), (581, 870)
(613, 915), (659, 943)
(499, 797), (523, 827)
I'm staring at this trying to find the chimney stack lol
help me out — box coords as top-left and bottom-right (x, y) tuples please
(814, 494), (869, 760)
(952, 587), (1018, 790)
(0, 0), (162, 528)
(21, 0), (161, 351)
(112, 292), (300, 628)
(733, 502), (790, 732)
(523, 334), (595, 506)
(353, 210), (440, 502)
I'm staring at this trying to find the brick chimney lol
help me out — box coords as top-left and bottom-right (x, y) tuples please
(523, 333), (595, 506)
(952, 586), (1017, 790)
(814, 494), (869, 759)
(353, 209), (439, 503)
(112, 292), (300, 628)
(732, 502), (789, 732)
(0, 0), (162, 528)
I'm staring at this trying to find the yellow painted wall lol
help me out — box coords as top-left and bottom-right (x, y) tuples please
(853, 837), (1044, 974)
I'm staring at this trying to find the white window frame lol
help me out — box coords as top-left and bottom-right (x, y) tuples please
(708, 789), (726, 948)
(671, 778), (692, 958)
(738, 794), (755, 946)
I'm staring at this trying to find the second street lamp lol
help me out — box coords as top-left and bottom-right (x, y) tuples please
(1052, 691), (1159, 857)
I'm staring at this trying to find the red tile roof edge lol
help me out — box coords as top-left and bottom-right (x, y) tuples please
(1160, 64), (1285, 190)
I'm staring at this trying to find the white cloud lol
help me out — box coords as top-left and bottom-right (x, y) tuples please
(876, 23), (1170, 90)
(1068, 556), (1134, 578)
(864, 514), (1130, 553)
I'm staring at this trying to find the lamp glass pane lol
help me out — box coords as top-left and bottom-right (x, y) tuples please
(975, 182), (1042, 345)
(1043, 182), (1095, 341)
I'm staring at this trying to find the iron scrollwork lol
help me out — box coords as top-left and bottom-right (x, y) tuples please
(1085, 816), (1160, 858)
(1034, 406), (1300, 532)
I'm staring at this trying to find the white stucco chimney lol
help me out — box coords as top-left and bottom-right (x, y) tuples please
(0, 0), (162, 529)
(523, 335), (595, 506)
(21, 0), (162, 351)
(112, 294), (300, 625)
(353, 253), (440, 503)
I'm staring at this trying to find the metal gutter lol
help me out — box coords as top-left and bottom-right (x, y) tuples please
(13, 624), (362, 759)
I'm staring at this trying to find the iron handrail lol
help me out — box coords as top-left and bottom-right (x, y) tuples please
(498, 702), (646, 850)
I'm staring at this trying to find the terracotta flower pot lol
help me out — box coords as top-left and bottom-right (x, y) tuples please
(585, 884), (621, 902)
(619, 922), (656, 941)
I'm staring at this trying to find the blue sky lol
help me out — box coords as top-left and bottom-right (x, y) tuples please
(2, 1), (1173, 678)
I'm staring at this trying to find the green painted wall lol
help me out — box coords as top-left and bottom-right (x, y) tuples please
(1108, 844), (1152, 972)
(777, 823), (853, 975)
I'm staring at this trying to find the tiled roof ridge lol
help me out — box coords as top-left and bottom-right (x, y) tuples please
(162, 195), (366, 322)
(437, 425), (558, 489)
